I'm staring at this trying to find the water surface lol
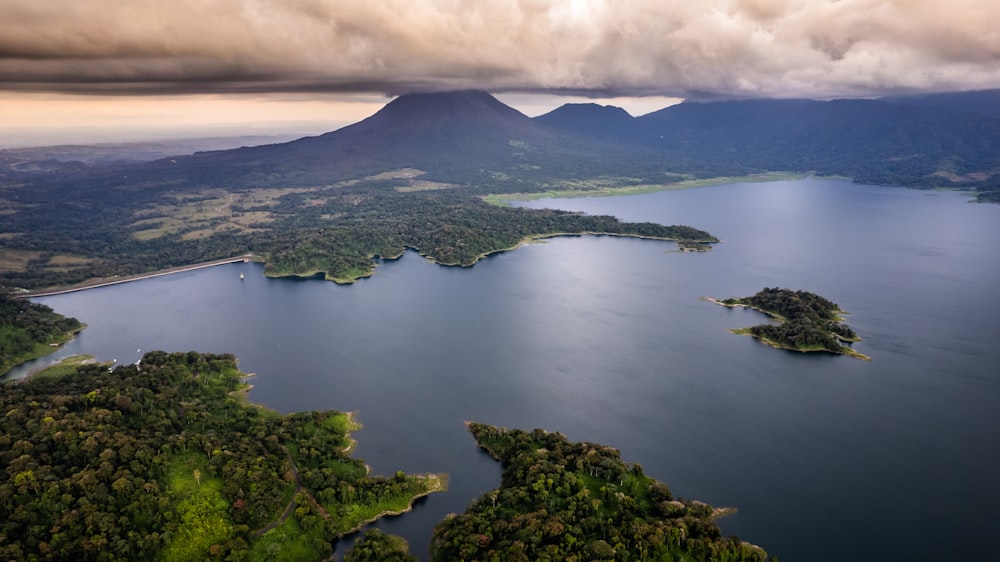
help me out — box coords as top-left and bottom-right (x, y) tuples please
(12, 178), (1000, 561)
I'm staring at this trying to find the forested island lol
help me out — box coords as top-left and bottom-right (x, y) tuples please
(709, 287), (869, 360)
(431, 422), (772, 562)
(0, 292), (83, 376)
(0, 352), (444, 561)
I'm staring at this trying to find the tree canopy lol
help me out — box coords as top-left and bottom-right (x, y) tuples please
(431, 423), (772, 562)
(0, 351), (443, 561)
(716, 287), (868, 360)
(0, 291), (82, 375)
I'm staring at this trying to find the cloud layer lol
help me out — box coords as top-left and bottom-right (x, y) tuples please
(2, 0), (999, 99)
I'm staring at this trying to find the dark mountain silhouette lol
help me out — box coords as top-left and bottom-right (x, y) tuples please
(880, 89), (1000, 120)
(638, 98), (1000, 183)
(535, 103), (635, 139)
(14, 90), (1000, 194)
(526, 96), (1000, 186)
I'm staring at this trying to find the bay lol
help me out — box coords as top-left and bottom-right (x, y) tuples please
(10, 178), (1000, 561)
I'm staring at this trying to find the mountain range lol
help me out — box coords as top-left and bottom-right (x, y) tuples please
(4, 88), (998, 291)
(9, 89), (999, 195)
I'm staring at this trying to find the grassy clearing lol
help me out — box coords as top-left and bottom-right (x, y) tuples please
(230, 211), (274, 226)
(325, 411), (361, 434)
(129, 187), (327, 241)
(330, 475), (447, 535)
(46, 254), (97, 267)
(161, 454), (234, 562)
(326, 459), (368, 480)
(395, 180), (455, 192)
(0, 249), (42, 273)
(29, 354), (96, 380)
(131, 218), (188, 240)
(247, 514), (327, 562)
(484, 171), (809, 206)
(366, 168), (426, 180)
(0, 323), (85, 376)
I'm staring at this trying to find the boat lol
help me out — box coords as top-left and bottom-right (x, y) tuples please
(240, 272), (245, 280)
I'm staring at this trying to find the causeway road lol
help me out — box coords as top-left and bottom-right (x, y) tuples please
(19, 255), (255, 298)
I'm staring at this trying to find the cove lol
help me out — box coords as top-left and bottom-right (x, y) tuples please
(10, 178), (1000, 561)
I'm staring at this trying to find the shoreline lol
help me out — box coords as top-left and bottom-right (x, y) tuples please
(9, 353), (97, 382)
(422, 231), (718, 269)
(264, 232), (719, 286)
(24, 172), (736, 292)
(17, 254), (256, 298)
(483, 171), (811, 206)
(337, 473), (449, 537)
(340, 410), (362, 455)
(1, 323), (87, 380)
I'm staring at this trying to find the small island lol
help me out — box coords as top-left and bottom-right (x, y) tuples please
(708, 287), (870, 361)
(430, 422), (772, 562)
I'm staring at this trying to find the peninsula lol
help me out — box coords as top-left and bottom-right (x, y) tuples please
(708, 287), (870, 360)
(0, 351), (445, 561)
(431, 423), (772, 561)
(0, 291), (84, 376)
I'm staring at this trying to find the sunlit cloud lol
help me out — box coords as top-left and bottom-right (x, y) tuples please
(1, 0), (998, 100)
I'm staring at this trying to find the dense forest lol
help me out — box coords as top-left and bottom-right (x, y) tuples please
(0, 292), (83, 375)
(1, 176), (717, 291)
(260, 191), (716, 282)
(715, 288), (867, 360)
(0, 352), (443, 561)
(431, 423), (772, 562)
(344, 529), (418, 562)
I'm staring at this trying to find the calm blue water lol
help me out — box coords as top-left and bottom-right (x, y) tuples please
(10, 178), (1000, 561)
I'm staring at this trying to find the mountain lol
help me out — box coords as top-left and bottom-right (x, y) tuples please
(880, 89), (1000, 120)
(535, 103), (635, 139)
(527, 96), (1000, 186)
(145, 90), (576, 187)
(639, 98), (1000, 184)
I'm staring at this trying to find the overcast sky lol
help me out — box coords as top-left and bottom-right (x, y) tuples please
(2, 0), (999, 145)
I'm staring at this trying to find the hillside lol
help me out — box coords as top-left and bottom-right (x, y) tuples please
(3, 89), (999, 291)
(532, 96), (1000, 189)
(880, 89), (1000, 119)
(637, 98), (1000, 186)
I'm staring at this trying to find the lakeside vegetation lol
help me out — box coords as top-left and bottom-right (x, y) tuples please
(430, 422), (772, 562)
(0, 351), (445, 561)
(1, 173), (718, 291)
(344, 529), (418, 562)
(0, 291), (83, 376)
(709, 287), (869, 360)
(482, 172), (809, 206)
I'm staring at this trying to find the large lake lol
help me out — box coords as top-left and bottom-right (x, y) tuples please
(10, 178), (1000, 561)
